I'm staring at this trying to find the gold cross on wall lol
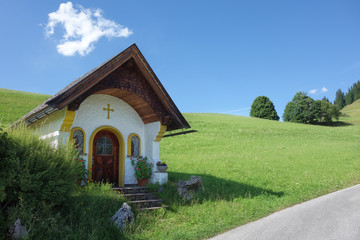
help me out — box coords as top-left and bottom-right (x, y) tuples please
(103, 104), (114, 119)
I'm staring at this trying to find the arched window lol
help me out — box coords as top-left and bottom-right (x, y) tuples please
(96, 137), (113, 155)
(71, 128), (86, 155)
(127, 133), (141, 157)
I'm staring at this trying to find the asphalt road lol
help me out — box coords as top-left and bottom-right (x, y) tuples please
(209, 184), (360, 240)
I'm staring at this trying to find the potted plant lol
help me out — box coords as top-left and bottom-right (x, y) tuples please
(156, 161), (168, 172)
(131, 157), (153, 186)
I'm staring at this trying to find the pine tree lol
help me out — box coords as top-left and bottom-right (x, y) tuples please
(345, 88), (354, 105)
(322, 97), (330, 103)
(334, 89), (345, 109)
(353, 80), (360, 101)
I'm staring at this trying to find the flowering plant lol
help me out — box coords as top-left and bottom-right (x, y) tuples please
(156, 161), (167, 166)
(131, 157), (153, 180)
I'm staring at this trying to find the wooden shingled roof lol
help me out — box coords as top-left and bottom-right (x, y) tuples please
(17, 44), (190, 131)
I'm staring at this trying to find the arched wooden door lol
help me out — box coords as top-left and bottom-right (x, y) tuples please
(92, 130), (119, 185)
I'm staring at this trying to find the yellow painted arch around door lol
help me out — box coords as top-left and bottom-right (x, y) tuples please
(88, 126), (125, 187)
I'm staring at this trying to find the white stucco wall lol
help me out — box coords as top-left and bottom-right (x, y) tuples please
(144, 121), (164, 184)
(144, 122), (160, 163)
(71, 94), (162, 185)
(28, 94), (164, 185)
(30, 109), (65, 148)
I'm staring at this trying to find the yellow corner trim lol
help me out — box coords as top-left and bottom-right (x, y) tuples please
(88, 126), (125, 187)
(127, 133), (141, 156)
(69, 127), (86, 155)
(155, 124), (167, 142)
(60, 106), (76, 132)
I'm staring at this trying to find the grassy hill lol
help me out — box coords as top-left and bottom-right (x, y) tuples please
(0, 88), (359, 239)
(340, 99), (360, 125)
(151, 113), (359, 239)
(0, 88), (50, 127)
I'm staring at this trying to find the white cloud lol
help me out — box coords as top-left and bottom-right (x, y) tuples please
(320, 87), (328, 93)
(309, 87), (328, 95)
(45, 2), (133, 56)
(309, 89), (318, 94)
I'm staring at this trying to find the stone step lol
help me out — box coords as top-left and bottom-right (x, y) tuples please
(129, 199), (163, 209)
(129, 199), (163, 204)
(139, 206), (169, 211)
(113, 186), (146, 191)
(123, 193), (157, 201)
(113, 186), (146, 194)
(113, 186), (167, 210)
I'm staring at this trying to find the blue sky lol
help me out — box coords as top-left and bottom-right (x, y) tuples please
(1, 1), (359, 118)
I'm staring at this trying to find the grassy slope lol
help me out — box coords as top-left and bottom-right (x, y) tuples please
(340, 99), (360, 125)
(134, 109), (360, 239)
(0, 88), (359, 239)
(0, 88), (50, 127)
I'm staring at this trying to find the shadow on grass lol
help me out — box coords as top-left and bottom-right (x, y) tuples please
(313, 121), (352, 127)
(155, 172), (284, 210)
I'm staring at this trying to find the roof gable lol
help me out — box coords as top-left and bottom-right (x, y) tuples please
(18, 44), (190, 131)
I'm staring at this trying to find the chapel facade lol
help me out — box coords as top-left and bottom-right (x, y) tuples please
(16, 44), (190, 187)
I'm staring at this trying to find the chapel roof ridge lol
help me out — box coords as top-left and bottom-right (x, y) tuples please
(13, 43), (190, 131)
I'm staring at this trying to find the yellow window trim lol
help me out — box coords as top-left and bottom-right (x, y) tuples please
(88, 126), (125, 187)
(155, 124), (167, 142)
(70, 127), (86, 155)
(127, 133), (141, 156)
(60, 106), (76, 132)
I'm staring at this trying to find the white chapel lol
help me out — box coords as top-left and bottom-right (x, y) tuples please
(16, 44), (190, 187)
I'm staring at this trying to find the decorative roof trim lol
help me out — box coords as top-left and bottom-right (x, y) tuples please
(60, 106), (76, 132)
(155, 124), (167, 142)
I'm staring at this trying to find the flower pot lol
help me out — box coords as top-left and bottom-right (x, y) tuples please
(157, 165), (168, 172)
(137, 178), (149, 186)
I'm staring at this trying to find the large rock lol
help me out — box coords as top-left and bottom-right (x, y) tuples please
(9, 219), (28, 240)
(110, 203), (134, 230)
(177, 176), (205, 200)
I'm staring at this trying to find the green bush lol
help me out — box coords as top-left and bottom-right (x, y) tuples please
(0, 124), (84, 237)
(0, 128), (16, 204)
(3, 125), (83, 206)
(283, 92), (340, 124)
(4, 182), (125, 239)
(250, 96), (279, 120)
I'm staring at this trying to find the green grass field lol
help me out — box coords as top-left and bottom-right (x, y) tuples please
(340, 99), (360, 125)
(131, 111), (359, 239)
(0, 88), (50, 127)
(1, 88), (359, 239)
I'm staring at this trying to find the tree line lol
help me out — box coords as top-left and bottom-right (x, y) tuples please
(334, 80), (360, 109)
(282, 92), (340, 124)
(250, 80), (360, 124)
(250, 93), (340, 125)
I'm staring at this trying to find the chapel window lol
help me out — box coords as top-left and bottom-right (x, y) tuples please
(72, 129), (84, 155)
(96, 137), (113, 155)
(131, 135), (140, 156)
